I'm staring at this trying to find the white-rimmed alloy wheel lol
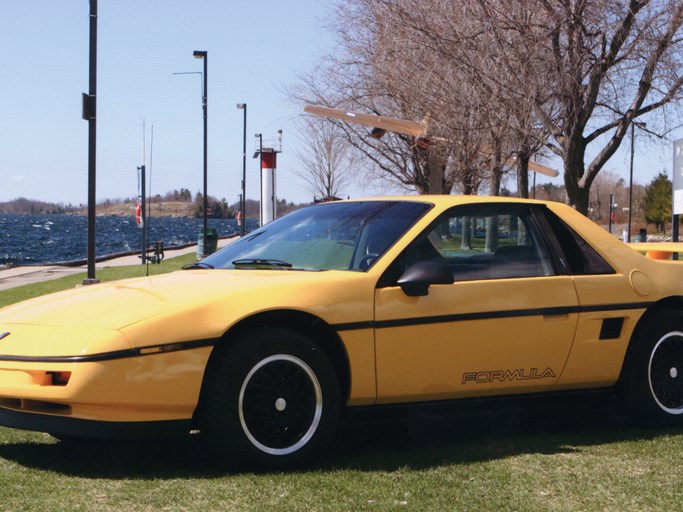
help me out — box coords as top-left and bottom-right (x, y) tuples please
(648, 331), (683, 415)
(622, 309), (683, 423)
(239, 354), (323, 456)
(201, 328), (340, 470)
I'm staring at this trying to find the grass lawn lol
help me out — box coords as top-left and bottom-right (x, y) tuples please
(0, 253), (197, 309)
(0, 255), (682, 510)
(0, 412), (680, 511)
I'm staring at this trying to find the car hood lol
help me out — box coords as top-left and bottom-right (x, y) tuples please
(0, 269), (366, 332)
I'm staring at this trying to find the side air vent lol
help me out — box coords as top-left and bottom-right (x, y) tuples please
(600, 318), (624, 340)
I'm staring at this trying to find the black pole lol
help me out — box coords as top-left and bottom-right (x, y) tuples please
(193, 51), (208, 247)
(83, 0), (99, 285)
(674, 214), (680, 242)
(240, 104), (247, 236)
(628, 123), (634, 242)
(673, 214), (680, 261)
(202, 55), (208, 243)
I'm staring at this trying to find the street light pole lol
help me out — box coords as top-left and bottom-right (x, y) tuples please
(193, 50), (208, 246)
(82, 0), (99, 285)
(237, 103), (247, 236)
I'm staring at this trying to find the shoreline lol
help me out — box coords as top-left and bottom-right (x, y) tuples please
(0, 236), (236, 291)
(0, 235), (237, 269)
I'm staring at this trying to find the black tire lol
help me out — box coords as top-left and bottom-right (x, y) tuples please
(200, 327), (340, 470)
(621, 309), (683, 423)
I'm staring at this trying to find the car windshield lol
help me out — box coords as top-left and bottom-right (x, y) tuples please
(201, 200), (432, 271)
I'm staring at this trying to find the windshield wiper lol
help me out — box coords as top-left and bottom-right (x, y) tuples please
(232, 258), (293, 269)
(182, 261), (215, 270)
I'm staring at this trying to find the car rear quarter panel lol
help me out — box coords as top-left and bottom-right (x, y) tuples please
(558, 274), (646, 388)
(547, 202), (683, 388)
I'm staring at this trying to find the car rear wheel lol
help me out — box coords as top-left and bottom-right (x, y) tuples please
(200, 328), (340, 469)
(622, 309), (683, 422)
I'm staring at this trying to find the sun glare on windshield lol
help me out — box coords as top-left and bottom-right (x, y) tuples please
(201, 201), (431, 271)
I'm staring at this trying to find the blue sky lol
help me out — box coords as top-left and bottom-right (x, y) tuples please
(0, 1), (678, 207)
(0, 0), (338, 205)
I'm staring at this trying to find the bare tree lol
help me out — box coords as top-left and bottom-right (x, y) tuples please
(361, 0), (510, 195)
(478, 0), (683, 213)
(290, 0), (498, 196)
(292, 117), (356, 201)
(292, 0), (683, 208)
(370, 0), (544, 196)
(292, 59), (454, 195)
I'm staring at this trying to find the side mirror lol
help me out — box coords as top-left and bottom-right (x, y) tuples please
(396, 260), (454, 297)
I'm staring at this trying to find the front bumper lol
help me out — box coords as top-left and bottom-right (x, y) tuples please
(0, 406), (193, 439)
(0, 344), (213, 428)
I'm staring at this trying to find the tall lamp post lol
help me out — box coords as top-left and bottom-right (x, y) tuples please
(236, 103), (247, 236)
(193, 50), (208, 245)
(82, 0), (99, 285)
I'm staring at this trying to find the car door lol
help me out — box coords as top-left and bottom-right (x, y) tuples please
(373, 203), (580, 404)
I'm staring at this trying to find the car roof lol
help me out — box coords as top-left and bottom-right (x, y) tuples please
(337, 195), (553, 208)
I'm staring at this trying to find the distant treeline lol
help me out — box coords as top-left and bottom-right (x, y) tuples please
(0, 189), (308, 218)
(0, 197), (80, 214)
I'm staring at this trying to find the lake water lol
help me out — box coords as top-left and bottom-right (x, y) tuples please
(0, 214), (253, 265)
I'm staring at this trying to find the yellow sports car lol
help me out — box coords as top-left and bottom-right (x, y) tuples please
(0, 195), (682, 469)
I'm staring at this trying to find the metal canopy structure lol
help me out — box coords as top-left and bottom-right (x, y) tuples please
(304, 104), (559, 178)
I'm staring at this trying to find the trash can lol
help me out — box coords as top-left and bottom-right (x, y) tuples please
(634, 228), (647, 243)
(197, 227), (218, 259)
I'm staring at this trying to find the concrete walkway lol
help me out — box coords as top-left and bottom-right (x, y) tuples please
(0, 266), (85, 291)
(0, 239), (233, 292)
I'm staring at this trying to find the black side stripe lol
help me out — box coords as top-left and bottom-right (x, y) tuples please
(334, 302), (654, 332)
(0, 338), (218, 364)
(0, 302), (654, 362)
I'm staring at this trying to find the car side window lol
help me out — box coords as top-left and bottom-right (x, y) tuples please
(389, 203), (556, 283)
(541, 208), (615, 275)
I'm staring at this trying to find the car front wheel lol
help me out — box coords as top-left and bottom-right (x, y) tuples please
(200, 328), (340, 469)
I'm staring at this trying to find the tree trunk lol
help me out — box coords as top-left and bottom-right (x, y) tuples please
(563, 139), (591, 215)
(427, 152), (445, 194)
(516, 157), (529, 199)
